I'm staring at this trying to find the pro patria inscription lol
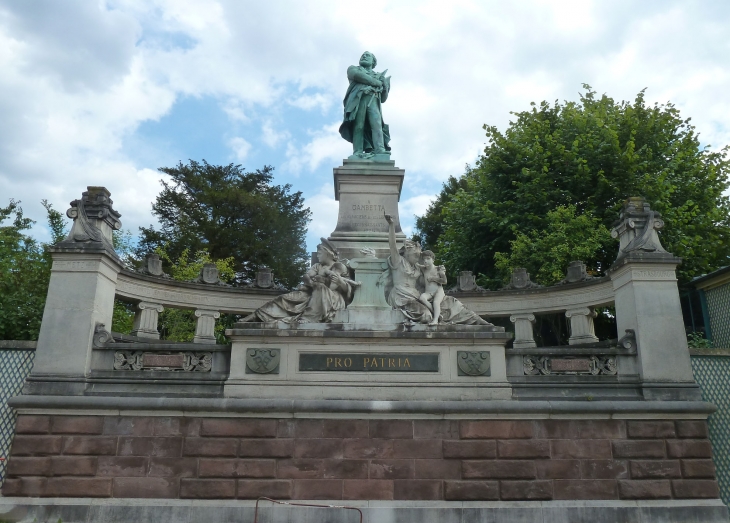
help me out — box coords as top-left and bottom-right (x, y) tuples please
(299, 353), (439, 372)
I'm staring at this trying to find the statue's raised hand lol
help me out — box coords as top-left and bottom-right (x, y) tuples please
(384, 213), (394, 225)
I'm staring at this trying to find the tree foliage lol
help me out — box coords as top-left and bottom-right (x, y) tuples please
(0, 200), (67, 340)
(418, 86), (730, 287)
(138, 161), (311, 289)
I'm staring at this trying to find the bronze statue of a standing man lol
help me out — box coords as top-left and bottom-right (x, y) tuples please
(339, 51), (391, 160)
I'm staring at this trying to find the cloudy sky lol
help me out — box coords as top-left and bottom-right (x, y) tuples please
(1, 0), (729, 252)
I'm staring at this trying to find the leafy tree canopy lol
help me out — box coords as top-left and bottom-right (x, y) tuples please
(138, 160), (311, 289)
(0, 200), (66, 340)
(417, 86), (730, 287)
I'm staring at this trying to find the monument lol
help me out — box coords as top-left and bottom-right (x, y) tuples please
(0, 54), (726, 523)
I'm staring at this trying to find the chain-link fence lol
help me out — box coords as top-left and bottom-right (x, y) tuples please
(0, 342), (36, 489)
(691, 349), (730, 507)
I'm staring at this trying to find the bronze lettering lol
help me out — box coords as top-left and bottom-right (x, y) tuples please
(344, 357), (352, 367)
(326, 357), (333, 367)
(404, 358), (411, 368)
(389, 358), (395, 367)
(363, 357), (370, 367)
(335, 358), (342, 367)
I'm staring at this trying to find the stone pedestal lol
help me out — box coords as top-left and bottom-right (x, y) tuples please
(27, 248), (122, 395)
(225, 323), (511, 401)
(611, 256), (699, 400)
(328, 159), (406, 260)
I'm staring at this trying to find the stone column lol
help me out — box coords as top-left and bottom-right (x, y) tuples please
(27, 187), (123, 395)
(510, 314), (537, 349)
(194, 309), (220, 344)
(565, 307), (598, 345)
(130, 302), (163, 339)
(609, 197), (699, 400)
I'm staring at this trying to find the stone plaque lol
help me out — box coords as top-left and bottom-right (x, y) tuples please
(299, 353), (438, 372)
(142, 353), (185, 368)
(550, 358), (591, 373)
(457, 351), (491, 376)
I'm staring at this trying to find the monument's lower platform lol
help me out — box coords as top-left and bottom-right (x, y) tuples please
(2, 397), (725, 522)
(1, 498), (728, 523)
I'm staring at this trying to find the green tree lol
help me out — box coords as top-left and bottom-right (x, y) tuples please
(419, 86), (730, 287)
(137, 161), (311, 289)
(0, 200), (67, 340)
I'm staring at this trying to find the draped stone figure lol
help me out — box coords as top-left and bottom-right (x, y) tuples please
(382, 214), (491, 325)
(241, 239), (353, 323)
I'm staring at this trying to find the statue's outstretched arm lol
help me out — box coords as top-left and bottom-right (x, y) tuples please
(384, 213), (399, 261)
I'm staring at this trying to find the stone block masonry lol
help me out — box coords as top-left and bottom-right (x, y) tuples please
(2, 416), (720, 501)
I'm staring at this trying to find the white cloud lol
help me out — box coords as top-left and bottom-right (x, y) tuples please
(227, 136), (252, 161)
(1, 0), (730, 250)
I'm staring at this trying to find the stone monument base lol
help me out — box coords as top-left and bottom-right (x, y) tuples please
(225, 322), (511, 401)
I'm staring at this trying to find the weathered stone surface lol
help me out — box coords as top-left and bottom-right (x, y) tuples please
(112, 477), (178, 498)
(630, 460), (681, 479)
(292, 439), (344, 459)
(10, 435), (62, 456)
(551, 439), (612, 459)
(462, 460), (536, 479)
(118, 436), (182, 457)
(6, 457), (51, 477)
(675, 420), (709, 439)
(343, 479), (393, 500)
(97, 456), (148, 477)
(618, 480), (671, 499)
(580, 460), (629, 479)
(239, 438), (293, 458)
(369, 459), (413, 479)
(200, 419), (277, 438)
(63, 436), (117, 456)
(497, 439), (550, 459)
(277, 459), (324, 479)
(612, 440), (666, 459)
(460, 421), (533, 439)
(666, 439), (713, 458)
(369, 420), (413, 439)
(500, 480), (553, 500)
(292, 479), (342, 499)
(443, 440), (496, 459)
(680, 459), (716, 478)
(553, 479), (618, 500)
(627, 421), (676, 439)
(322, 459), (368, 479)
(15, 415), (50, 434)
(393, 479), (443, 500)
(45, 477), (112, 497)
(50, 456), (98, 476)
(444, 481), (499, 500)
(671, 479), (721, 499)
(148, 457), (197, 478)
(182, 437), (236, 457)
(198, 459), (276, 478)
(414, 459), (460, 479)
(536, 460), (581, 479)
(238, 480), (292, 499)
(180, 479), (236, 499)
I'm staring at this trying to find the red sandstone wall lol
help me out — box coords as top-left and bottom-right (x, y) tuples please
(2, 416), (720, 501)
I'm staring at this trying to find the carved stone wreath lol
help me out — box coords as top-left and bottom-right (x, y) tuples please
(113, 351), (213, 372)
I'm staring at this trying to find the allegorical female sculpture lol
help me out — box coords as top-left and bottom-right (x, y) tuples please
(382, 214), (491, 325)
(241, 238), (353, 323)
(339, 51), (391, 159)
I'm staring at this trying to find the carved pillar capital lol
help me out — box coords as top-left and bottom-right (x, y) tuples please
(565, 307), (598, 345)
(194, 309), (220, 344)
(510, 313), (537, 349)
(131, 302), (164, 339)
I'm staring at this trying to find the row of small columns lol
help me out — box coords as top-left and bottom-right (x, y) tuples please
(130, 301), (220, 344)
(510, 307), (598, 349)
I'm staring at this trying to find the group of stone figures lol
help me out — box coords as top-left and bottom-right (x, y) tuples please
(242, 214), (489, 326)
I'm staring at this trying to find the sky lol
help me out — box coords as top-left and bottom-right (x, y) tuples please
(1, 0), (729, 253)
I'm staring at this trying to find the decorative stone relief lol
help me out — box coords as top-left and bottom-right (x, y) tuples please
(191, 263), (229, 286)
(558, 261), (596, 285)
(618, 329), (637, 351)
(611, 197), (669, 260)
(565, 307), (599, 345)
(245, 348), (281, 374)
(193, 309), (221, 344)
(523, 355), (617, 376)
(92, 323), (114, 347)
(130, 302), (164, 339)
(502, 268), (543, 290)
(457, 351), (491, 376)
(510, 313), (537, 349)
(138, 253), (170, 278)
(113, 351), (212, 372)
(448, 271), (486, 293)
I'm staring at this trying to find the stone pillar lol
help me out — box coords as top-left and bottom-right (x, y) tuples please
(130, 302), (163, 339)
(194, 309), (220, 344)
(27, 187), (123, 395)
(609, 197), (699, 400)
(510, 314), (537, 349)
(334, 257), (403, 324)
(565, 307), (598, 345)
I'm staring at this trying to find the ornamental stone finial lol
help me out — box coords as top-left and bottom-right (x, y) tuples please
(59, 186), (122, 254)
(610, 197), (670, 262)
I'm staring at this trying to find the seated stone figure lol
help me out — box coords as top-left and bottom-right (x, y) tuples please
(417, 251), (447, 326)
(241, 238), (353, 323)
(383, 214), (491, 326)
